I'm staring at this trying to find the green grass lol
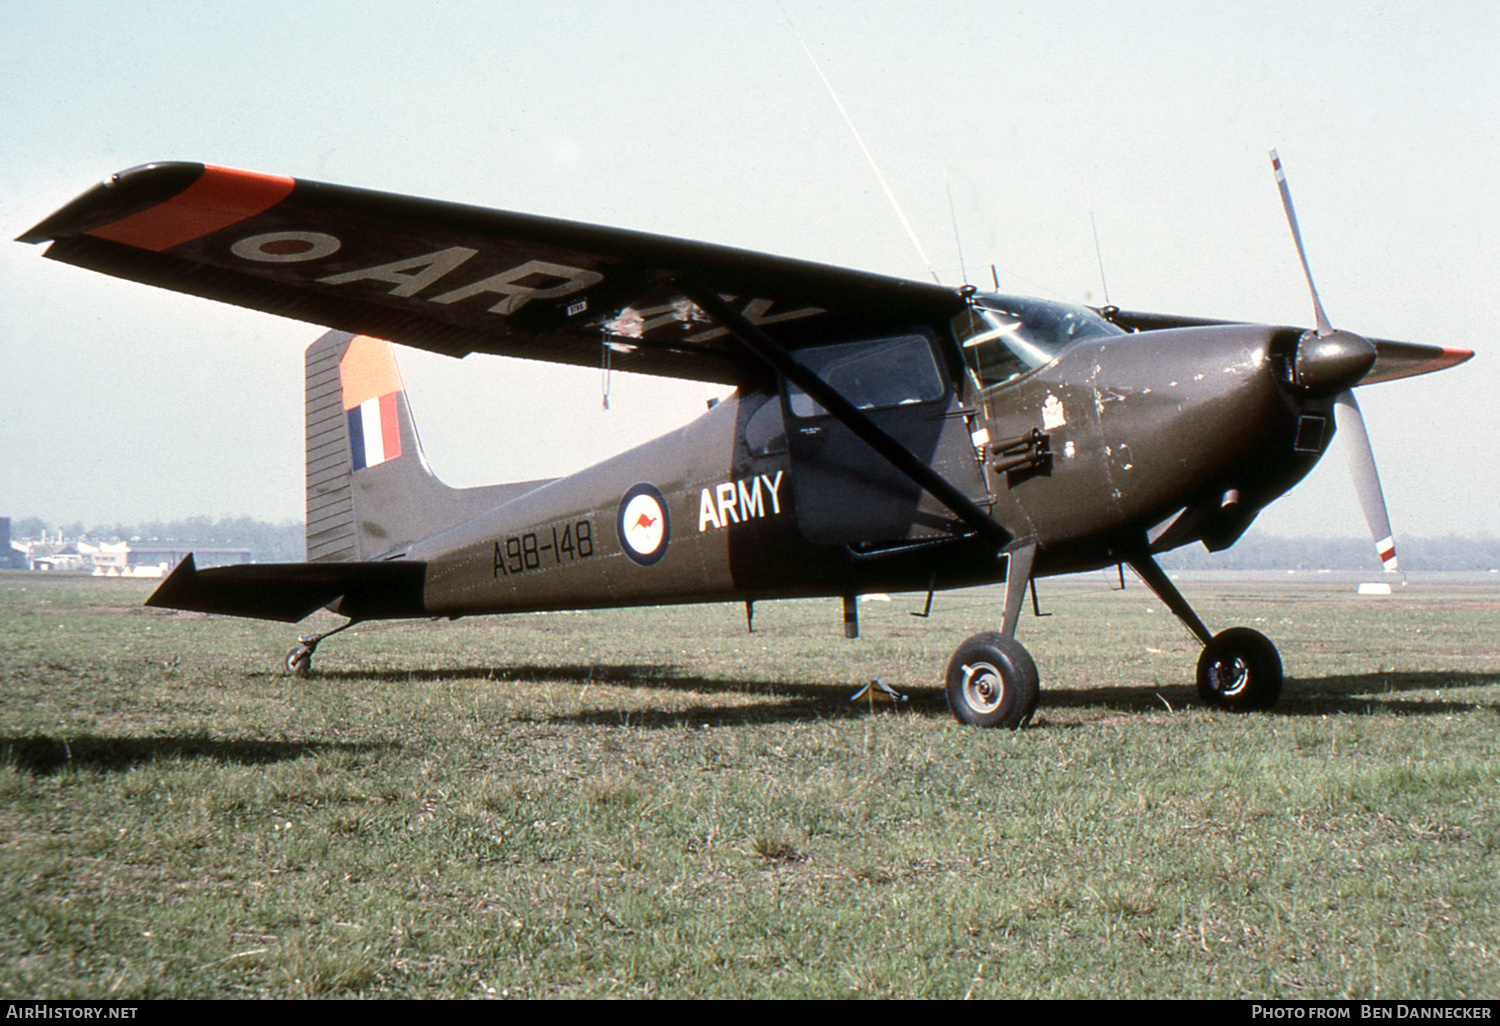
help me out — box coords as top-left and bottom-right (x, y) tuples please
(0, 570), (1496, 998)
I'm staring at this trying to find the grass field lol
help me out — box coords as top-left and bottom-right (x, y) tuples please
(0, 569), (1496, 999)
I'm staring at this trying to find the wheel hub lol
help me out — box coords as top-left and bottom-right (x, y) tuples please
(1210, 657), (1251, 697)
(961, 662), (1005, 714)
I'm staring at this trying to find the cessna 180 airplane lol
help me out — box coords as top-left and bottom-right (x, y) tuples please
(18, 154), (1472, 728)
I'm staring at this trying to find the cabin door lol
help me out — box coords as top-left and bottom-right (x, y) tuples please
(782, 331), (989, 546)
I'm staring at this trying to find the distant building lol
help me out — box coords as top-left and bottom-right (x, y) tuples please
(27, 545), (86, 572)
(5, 524), (251, 575)
(117, 544), (252, 572)
(2, 518), (29, 570)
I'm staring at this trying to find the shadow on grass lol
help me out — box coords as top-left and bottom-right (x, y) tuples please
(311, 661), (854, 696)
(303, 662), (945, 727)
(299, 662), (1497, 727)
(0, 734), (399, 776)
(1043, 669), (1498, 718)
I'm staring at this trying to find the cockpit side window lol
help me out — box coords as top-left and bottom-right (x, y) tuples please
(952, 295), (1124, 390)
(786, 333), (945, 419)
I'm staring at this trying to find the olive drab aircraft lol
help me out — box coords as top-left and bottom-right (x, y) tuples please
(18, 153), (1473, 728)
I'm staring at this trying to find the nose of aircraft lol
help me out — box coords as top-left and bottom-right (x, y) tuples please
(1293, 328), (1376, 394)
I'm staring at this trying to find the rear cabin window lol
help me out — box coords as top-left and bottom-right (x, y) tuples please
(744, 397), (788, 456)
(786, 334), (945, 419)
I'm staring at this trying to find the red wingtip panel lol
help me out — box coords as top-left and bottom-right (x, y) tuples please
(85, 165), (295, 253)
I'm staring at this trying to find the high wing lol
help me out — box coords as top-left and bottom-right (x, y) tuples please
(18, 162), (965, 385)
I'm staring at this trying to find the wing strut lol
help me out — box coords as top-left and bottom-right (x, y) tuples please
(678, 284), (1012, 550)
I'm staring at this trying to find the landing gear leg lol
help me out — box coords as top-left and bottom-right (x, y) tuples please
(945, 542), (1041, 729)
(1126, 553), (1283, 711)
(283, 619), (359, 678)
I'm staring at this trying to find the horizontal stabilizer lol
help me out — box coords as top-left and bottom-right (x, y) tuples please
(146, 553), (427, 622)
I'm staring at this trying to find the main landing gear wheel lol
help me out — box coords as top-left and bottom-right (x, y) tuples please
(945, 632), (1040, 729)
(1196, 627), (1283, 711)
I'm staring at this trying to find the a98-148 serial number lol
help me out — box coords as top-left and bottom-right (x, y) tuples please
(493, 519), (594, 577)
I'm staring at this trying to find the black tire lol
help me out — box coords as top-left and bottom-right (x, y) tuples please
(285, 646), (312, 678)
(944, 632), (1040, 729)
(1196, 627), (1282, 711)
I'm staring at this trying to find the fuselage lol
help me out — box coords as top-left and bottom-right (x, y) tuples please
(405, 294), (1334, 618)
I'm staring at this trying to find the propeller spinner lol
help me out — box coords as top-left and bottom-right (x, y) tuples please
(1270, 149), (1397, 571)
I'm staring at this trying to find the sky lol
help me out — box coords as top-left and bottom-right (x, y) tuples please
(3, 0), (1496, 543)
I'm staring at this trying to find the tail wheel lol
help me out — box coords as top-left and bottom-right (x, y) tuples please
(944, 632), (1039, 729)
(285, 645), (312, 678)
(1196, 627), (1282, 711)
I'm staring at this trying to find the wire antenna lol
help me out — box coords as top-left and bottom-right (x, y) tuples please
(780, 4), (940, 285)
(1088, 196), (1111, 306)
(946, 168), (969, 285)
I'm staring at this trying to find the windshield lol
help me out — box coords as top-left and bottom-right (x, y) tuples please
(951, 294), (1123, 389)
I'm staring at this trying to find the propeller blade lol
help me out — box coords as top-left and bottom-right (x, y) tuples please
(1333, 390), (1398, 572)
(1270, 149), (1335, 338)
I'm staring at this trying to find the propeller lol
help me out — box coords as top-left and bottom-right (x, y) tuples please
(1270, 149), (1398, 572)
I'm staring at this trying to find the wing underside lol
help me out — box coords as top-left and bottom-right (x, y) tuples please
(20, 162), (965, 385)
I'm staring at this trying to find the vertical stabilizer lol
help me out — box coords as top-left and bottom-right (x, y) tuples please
(306, 331), (424, 560)
(304, 331), (548, 562)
